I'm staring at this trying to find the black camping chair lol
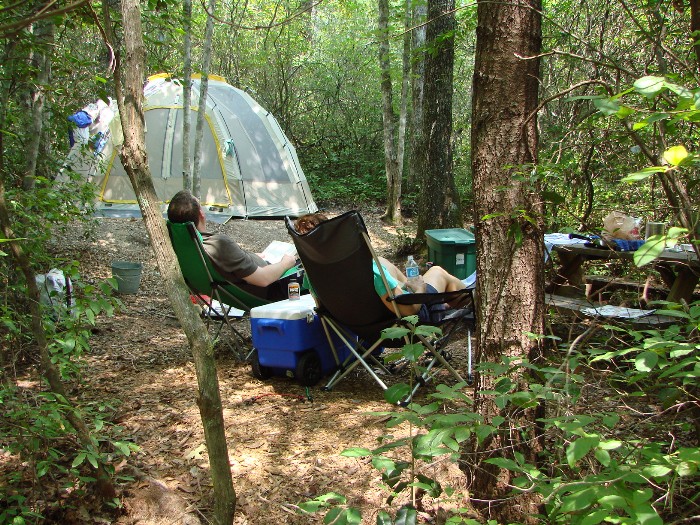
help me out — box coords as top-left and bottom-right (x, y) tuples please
(286, 210), (475, 403)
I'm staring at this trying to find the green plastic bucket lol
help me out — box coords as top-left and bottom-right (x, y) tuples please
(111, 261), (143, 294)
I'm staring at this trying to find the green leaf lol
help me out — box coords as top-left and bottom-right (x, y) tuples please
(560, 487), (598, 513)
(635, 351), (659, 372)
(595, 448), (611, 466)
(402, 343), (426, 362)
(566, 436), (599, 467)
(622, 166), (665, 182)
(341, 447), (371, 458)
(394, 505), (418, 525)
(580, 509), (610, 525)
(663, 145), (689, 166)
(643, 464), (672, 478)
(484, 457), (522, 472)
(633, 236), (664, 267)
(382, 326), (409, 340)
(634, 76), (666, 97)
(324, 507), (342, 524)
(72, 452), (86, 467)
(632, 503), (663, 525)
(376, 511), (393, 525)
(593, 97), (620, 115)
(384, 383), (410, 405)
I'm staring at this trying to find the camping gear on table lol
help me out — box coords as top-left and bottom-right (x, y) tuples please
(568, 233), (645, 252)
(63, 74), (318, 220)
(286, 210), (476, 405)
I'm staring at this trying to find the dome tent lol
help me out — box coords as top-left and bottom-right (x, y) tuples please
(65, 73), (318, 220)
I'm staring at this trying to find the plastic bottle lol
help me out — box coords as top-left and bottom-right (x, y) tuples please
(288, 276), (300, 300)
(405, 255), (420, 282)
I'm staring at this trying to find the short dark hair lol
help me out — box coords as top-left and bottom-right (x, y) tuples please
(167, 190), (200, 224)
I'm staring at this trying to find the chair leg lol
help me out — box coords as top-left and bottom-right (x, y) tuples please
(322, 321), (389, 391)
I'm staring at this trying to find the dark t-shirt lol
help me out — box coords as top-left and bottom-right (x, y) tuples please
(201, 232), (284, 300)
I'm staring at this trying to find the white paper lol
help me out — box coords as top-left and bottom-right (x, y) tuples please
(203, 299), (244, 318)
(260, 240), (297, 264)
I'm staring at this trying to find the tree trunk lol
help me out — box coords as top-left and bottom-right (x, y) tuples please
(182, 0), (193, 191)
(22, 17), (53, 190)
(465, 0), (545, 522)
(409, 1), (426, 189)
(378, 0), (402, 224)
(192, 0), (216, 198)
(0, 177), (117, 500)
(416, 0), (461, 238)
(117, 0), (236, 522)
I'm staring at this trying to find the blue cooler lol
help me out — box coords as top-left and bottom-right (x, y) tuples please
(250, 295), (349, 385)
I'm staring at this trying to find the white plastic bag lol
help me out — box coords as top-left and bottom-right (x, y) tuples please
(603, 211), (641, 240)
(36, 269), (74, 319)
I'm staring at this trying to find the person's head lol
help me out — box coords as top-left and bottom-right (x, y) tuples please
(294, 213), (329, 234)
(167, 190), (202, 226)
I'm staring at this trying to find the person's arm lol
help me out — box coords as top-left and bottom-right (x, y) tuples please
(242, 253), (297, 288)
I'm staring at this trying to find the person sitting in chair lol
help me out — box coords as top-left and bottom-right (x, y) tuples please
(168, 190), (297, 300)
(294, 213), (470, 322)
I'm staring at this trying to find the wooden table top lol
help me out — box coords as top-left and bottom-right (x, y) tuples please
(550, 243), (700, 267)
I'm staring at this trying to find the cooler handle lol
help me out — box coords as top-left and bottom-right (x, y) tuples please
(256, 319), (286, 335)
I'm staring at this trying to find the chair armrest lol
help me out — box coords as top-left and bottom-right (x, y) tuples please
(393, 288), (472, 307)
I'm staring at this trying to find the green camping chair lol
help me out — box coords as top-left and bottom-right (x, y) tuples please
(167, 220), (287, 359)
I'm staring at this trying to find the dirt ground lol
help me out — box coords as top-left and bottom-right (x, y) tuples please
(44, 208), (472, 524)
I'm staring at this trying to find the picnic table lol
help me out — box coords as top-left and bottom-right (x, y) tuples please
(545, 236), (700, 304)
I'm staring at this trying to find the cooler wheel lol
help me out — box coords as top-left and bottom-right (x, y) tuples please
(251, 349), (272, 380)
(296, 351), (322, 386)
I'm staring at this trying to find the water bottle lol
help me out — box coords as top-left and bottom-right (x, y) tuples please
(405, 255), (420, 282)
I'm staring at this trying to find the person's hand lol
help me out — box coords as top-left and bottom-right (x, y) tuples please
(280, 253), (297, 270)
(404, 275), (426, 293)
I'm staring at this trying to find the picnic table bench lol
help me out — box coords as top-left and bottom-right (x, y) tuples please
(545, 293), (677, 327)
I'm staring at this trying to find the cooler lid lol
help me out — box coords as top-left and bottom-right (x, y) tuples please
(425, 228), (475, 245)
(250, 293), (317, 320)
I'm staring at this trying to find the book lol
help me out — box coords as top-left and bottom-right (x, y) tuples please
(261, 240), (297, 264)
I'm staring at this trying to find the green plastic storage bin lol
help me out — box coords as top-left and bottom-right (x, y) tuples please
(425, 228), (476, 279)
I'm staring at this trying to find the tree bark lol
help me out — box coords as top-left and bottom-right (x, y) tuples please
(192, 0), (216, 198)
(117, 0), (236, 522)
(465, 0), (545, 522)
(409, 1), (426, 189)
(0, 177), (116, 500)
(416, 0), (461, 238)
(182, 0), (193, 191)
(378, 0), (402, 224)
(22, 16), (53, 190)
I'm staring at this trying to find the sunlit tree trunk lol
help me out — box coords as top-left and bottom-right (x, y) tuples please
(117, 0), (236, 522)
(416, 0), (461, 238)
(378, 0), (402, 224)
(409, 1), (426, 189)
(464, 0), (545, 522)
(182, 0), (193, 191)
(193, 0), (216, 198)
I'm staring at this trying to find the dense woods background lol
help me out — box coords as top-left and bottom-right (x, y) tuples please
(1, 0), (699, 523)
